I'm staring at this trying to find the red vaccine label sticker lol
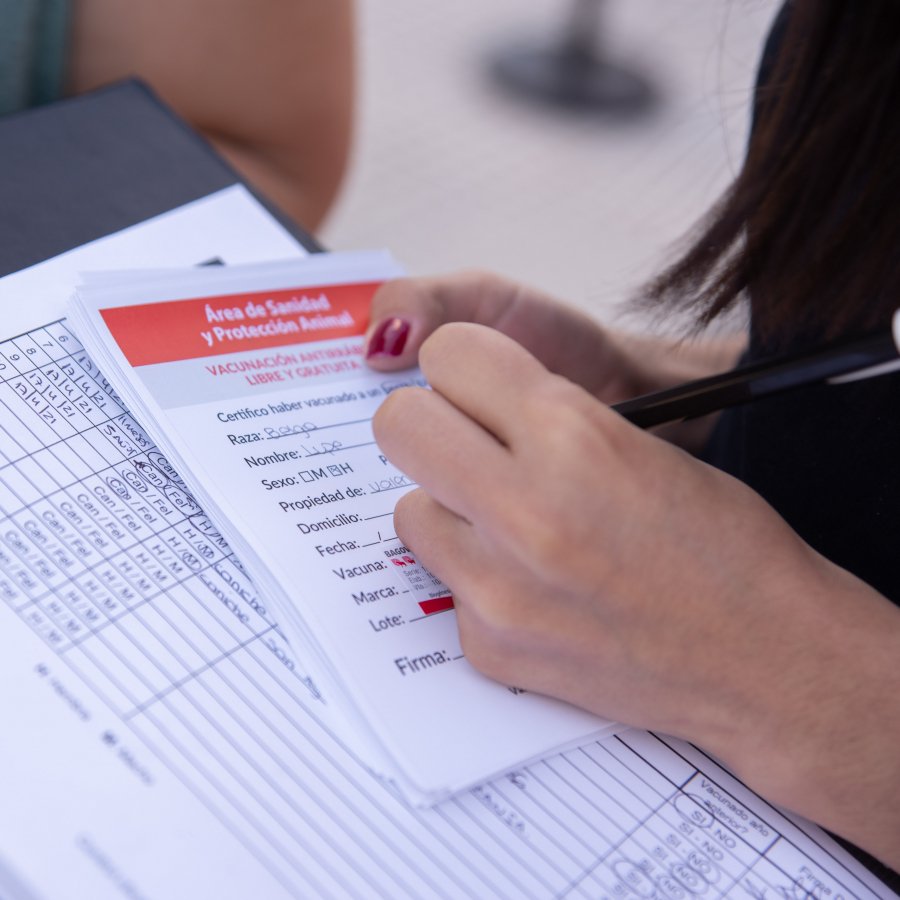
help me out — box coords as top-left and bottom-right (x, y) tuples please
(385, 547), (454, 616)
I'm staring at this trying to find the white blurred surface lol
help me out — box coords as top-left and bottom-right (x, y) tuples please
(321, 0), (782, 327)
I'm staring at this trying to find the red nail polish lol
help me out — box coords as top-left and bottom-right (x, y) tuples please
(367, 317), (410, 358)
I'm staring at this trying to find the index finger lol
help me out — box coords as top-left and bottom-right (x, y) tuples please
(419, 323), (556, 448)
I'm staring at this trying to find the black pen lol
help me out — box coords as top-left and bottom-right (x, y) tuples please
(611, 323), (900, 429)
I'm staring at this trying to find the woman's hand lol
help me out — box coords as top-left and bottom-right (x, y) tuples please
(365, 271), (643, 402)
(364, 272), (746, 453)
(372, 322), (900, 870)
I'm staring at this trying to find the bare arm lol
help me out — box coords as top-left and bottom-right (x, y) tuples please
(68, 0), (354, 232)
(366, 275), (900, 865)
(373, 323), (900, 869)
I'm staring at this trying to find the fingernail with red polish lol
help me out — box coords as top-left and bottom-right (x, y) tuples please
(366, 317), (410, 358)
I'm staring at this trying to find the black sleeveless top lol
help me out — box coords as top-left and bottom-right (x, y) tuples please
(701, 5), (900, 885)
(705, 0), (900, 607)
(704, 373), (900, 606)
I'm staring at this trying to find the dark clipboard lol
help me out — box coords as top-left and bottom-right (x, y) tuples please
(0, 78), (322, 280)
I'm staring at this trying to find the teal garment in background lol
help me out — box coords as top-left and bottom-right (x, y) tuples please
(0, 0), (70, 116)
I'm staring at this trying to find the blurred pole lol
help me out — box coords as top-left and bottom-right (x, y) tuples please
(566, 0), (604, 58)
(490, 0), (655, 115)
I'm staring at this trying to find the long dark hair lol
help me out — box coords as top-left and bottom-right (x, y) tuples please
(644, 0), (900, 353)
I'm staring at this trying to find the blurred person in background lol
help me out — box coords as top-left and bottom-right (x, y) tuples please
(0, 0), (354, 232)
(364, 0), (900, 875)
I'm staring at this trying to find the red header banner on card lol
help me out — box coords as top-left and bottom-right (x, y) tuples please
(100, 281), (382, 367)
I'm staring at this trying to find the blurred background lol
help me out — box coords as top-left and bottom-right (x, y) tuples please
(321, 0), (782, 329)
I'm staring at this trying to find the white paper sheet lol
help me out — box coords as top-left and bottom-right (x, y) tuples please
(0, 187), (894, 900)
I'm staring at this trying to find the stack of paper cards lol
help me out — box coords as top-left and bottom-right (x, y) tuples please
(68, 250), (618, 803)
